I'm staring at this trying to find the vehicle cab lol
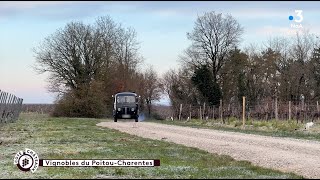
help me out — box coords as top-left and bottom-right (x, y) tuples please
(112, 92), (139, 122)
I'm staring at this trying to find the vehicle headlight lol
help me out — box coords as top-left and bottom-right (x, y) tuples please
(117, 108), (121, 111)
(131, 108), (135, 111)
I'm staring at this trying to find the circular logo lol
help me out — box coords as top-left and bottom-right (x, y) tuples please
(14, 148), (39, 173)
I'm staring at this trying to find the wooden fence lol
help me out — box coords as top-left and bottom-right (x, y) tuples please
(171, 97), (320, 123)
(0, 89), (23, 123)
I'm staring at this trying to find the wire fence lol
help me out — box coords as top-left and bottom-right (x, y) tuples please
(13, 96), (320, 124)
(170, 98), (320, 123)
(0, 89), (23, 123)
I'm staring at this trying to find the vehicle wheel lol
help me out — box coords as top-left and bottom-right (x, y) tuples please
(114, 117), (117, 122)
(135, 118), (138, 122)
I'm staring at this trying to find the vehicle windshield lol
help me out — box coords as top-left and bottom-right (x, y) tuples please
(116, 95), (136, 104)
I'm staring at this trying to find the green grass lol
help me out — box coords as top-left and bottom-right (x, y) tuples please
(0, 113), (303, 179)
(150, 117), (320, 142)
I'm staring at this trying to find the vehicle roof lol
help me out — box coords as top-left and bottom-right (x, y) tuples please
(115, 92), (137, 96)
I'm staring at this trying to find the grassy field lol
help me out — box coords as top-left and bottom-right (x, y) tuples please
(151, 117), (320, 141)
(0, 113), (302, 179)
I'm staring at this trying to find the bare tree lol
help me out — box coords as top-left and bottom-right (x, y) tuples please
(33, 16), (143, 117)
(112, 27), (142, 90)
(142, 65), (162, 117)
(309, 46), (320, 100)
(34, 16), (142, 94)
(161, 67), (200, 119)
(161, 69), (178, 103)
(288, 31), (316, 102)
(183, 11), (244, 84)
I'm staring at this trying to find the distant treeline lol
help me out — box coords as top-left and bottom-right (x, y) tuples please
(21, 104), (55, 114)
(21, 104), (172, 120)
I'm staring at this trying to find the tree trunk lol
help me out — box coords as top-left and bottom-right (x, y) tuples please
(147, 101), (151, 117)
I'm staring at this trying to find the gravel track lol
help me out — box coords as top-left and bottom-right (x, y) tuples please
(96, 121), (320, 178)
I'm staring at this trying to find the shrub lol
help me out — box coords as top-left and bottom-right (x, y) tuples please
(52, 81), (109, 118)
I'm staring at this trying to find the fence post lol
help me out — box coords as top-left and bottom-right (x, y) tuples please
(179, 104), (182, 121)
(243, 96), (246, 128)
(301, 98), (304, 124)
(8, 95), (12, 122)
(275, 98), (278, 121)
(296, 104), (298, 124)
(212, 106), (215, 120)
(189, 104), (192, 120)
(317, 101), (319, 122)
(264, 103), (267, 121)
(203, 102), (206, 119)
(289, 101), (291, 121)
(220, 100), (223, 123)
(4, 92), (8, 121)
(0, 91), (4, 122)
(19, 98), (23, 117)
(0, 91), (3, 123)
(10, 96), (16, 122)
(13, 97), (18, 121)
(303, 102), (306, 123)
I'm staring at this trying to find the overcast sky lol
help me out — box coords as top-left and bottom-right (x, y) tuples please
(1, 1), (319, 104)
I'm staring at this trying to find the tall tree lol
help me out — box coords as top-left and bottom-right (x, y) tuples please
(161, 68), (199, 118)
(260, 48), (281, 99)
(191, 65), (221, 106)
(33, 16), (143, 117)
(220, 47), (248, 105)
(142, 65), (162, 117)
(184, 11), (244, 84)
(308, 47), (320, 100)
(288, 31), (315, 103)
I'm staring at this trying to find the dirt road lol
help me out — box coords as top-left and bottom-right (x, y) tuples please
(96, 121), (320, 178)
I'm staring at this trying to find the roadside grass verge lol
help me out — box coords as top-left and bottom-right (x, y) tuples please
(150, 117), (320, 141)
(0, 113), (302, 179)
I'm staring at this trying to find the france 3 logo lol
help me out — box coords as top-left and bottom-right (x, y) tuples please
(288, 10), (303, 29)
